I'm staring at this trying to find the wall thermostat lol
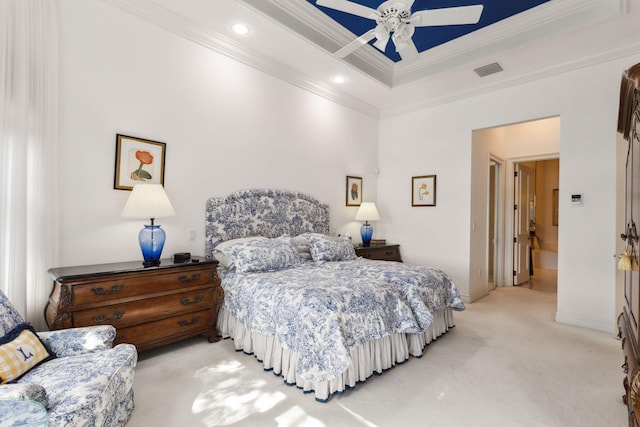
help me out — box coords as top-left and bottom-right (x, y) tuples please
(570, 193), (583, 206)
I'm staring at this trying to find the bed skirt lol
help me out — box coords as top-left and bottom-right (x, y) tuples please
(217, 307), (456, 402)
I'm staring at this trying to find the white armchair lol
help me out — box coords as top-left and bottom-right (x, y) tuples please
(0, 289), (137, 426)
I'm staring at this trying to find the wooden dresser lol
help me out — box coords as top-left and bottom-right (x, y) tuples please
(618, 62), (640, 427)
(45, 257), (222, 352)
(355, 244), (402, 262)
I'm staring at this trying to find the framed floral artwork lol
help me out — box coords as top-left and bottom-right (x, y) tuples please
(346, 176), (362, 206)
(412, 175), (436, 206)
(114, 134), (166, 190)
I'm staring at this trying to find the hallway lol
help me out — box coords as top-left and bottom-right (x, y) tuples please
(523, 267), (558, 293)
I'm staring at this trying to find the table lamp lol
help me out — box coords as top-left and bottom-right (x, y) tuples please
(122, 184), (175, 267)
(355, 202), (380, 247)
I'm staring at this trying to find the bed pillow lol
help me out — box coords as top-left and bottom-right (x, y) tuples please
(214, 236), (268, 269)
(291, 235), (314, 263)
(219, 236), (301, 273)
(304, 233), (357, 263)
(0, 323), (55, 384)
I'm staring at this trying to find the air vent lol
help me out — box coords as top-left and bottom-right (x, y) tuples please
(474, 62), (503, 77)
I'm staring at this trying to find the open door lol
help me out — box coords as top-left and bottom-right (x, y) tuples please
(513, 163), (533, 285)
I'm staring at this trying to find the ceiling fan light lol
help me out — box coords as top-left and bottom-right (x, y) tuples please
(373, 24), (390, 51)
(397, 22), (414, 39)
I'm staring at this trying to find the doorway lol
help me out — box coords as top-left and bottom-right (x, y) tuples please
(512, 158), (559, 288)
(470, 116), (560, 301)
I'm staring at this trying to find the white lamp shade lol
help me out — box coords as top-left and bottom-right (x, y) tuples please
(121, 184), (176, 219)
(355, 202), (380, 221)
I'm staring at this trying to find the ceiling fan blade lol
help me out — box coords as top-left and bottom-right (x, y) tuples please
(333, 28), (376, 58)
(395, 35), (419, 61)
(412, 4), (484, 27)
(316, 0), (378, 20)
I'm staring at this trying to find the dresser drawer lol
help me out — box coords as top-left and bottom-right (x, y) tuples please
(114, 309), (214, 350)
(72, 288), (214, 329)
(71, 267), (213, 306)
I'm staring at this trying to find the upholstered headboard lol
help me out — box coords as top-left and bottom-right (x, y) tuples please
(205, 189), (330, 259)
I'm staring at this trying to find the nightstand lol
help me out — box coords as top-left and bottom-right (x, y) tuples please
(46, 257), (222, 352)
(355, 244), (402, 262)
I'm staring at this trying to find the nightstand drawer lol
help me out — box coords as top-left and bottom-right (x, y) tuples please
(73, 288), (214, 329)
(72, 266), (213, 306)
(355, 244), (402, 262)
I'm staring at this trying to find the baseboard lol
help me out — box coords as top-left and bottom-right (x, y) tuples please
(555, 310), (615, 334)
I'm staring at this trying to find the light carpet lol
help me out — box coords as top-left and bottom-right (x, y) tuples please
(127, 270), (627, 427)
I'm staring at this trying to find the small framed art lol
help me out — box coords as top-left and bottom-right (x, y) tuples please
(412, 175), (436, 207)
(114, 134), (166, 190)
(346, 176), (363, 206)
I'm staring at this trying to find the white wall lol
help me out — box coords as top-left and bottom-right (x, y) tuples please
(57, 0), (379, 266)
(379, 55), (640, 333)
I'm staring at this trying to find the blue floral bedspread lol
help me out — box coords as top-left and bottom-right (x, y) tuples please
(220, 258), (464, 382)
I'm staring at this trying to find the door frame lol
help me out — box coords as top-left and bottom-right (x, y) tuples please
(488, 155), (505, 289)
(504, 153), (559, 286)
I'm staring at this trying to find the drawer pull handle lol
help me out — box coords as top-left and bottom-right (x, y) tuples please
(179, 274), (201, 283)
(622, 337), (626, 350)
(92, 285), (123, 296)
(180, 296), (203, 306)
(92, 311), (125, 323)
(623, 356), (629, 374)
(178, 317), (199, 327)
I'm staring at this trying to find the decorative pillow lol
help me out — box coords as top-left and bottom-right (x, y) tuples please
(214, 236), (268, 269)
(219, 236), (301, 273)
(0, 323), (55, 384)
(304, 233), (357, 263)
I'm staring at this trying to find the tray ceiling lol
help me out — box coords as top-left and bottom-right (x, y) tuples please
(107, 0), (640, 117)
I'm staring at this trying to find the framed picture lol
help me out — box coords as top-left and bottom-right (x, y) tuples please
(412, 175), (436, 207)
(114, 134), (166, 190)
(346, 176), (363, 206)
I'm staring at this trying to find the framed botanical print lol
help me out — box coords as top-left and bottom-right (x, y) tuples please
(114, 134), (166, 190)
(346, 176), (363, 206)
(412, 175), (436, 206)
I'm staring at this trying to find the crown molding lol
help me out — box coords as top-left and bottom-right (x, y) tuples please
(241, 0), (626, 88)
(382, 39), (640, 118)
(100, 0), (380, 118)
(399, 0), (624, 74)
(241, 0), (395, 86)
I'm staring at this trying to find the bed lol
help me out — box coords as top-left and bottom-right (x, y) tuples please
(205, 189), (464, 401)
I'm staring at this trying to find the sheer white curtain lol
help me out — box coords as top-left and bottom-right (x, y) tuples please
(0, 0), (59, 329)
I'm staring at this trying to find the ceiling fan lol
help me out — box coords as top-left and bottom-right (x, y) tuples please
(316, 0), (484, 61)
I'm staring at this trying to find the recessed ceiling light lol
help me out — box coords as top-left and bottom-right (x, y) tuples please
(231, 23), (250, 36)
(331, 74), (348, 84)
